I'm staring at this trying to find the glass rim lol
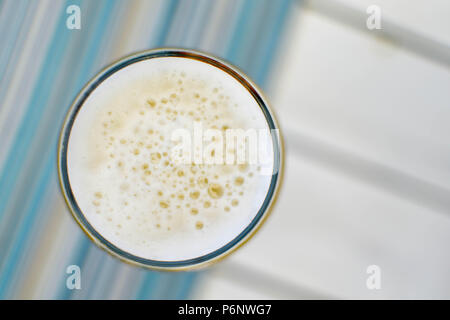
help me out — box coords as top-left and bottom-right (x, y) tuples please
(57, 48), (284, 271)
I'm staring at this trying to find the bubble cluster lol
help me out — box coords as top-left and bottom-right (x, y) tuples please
(88, 70), (256, 240)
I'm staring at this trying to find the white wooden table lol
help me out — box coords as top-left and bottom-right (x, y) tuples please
(193, 0), (450, 299)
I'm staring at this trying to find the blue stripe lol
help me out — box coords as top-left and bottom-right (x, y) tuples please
(238, 0), (271, 73)
(0, 0), (72, 264)
(0, 0), (89, 265)
(136, 272), (159, 300)
(58, 1), (122, 298)
(168, 0), (197, 45)
(0, 0), (72, 218)
(152, 0), (179, 46)
(225, 0), (255, 62)
(68, 244), (105, 300)
(0, 0), (100, 263)
(0, 0), (29, 92)
(183, 0), (214, 47)
(0, 0), (14, 35)
(85, 255), (120, 299)
(0, 150), (55, 297)
(174, 272), (198, 299)
(253, 0), (293, 87)
(54, 0), (123, 299)
(156, 272), (184, 299)
(0, 0), (294, 299)
(0, 0), (119, 298)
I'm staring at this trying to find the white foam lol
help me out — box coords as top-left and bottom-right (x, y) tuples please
(67, 56), (274, 261)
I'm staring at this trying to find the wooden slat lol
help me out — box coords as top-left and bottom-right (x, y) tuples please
(270, 7), (450, 197)
(312, 0), (450, 46)
(192, 3), (450, 299)
(227, 152), (450, 299)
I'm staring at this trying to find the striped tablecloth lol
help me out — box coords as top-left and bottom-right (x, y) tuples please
(0, 0), (294, 299)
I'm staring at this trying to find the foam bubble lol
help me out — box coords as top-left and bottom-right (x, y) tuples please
(67, 56), (274, 261)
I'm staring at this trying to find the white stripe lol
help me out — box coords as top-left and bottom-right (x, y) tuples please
(201, 0), (242, 56)
(107, 264), (144, 299)
(0, 0), (40, 97)
(182, 0), (213, 47)
(165, 0), (191, 43)
(29, 202), (83, 299)
(0, 0), (26, 64)
(26, 0), (168, 299)
(0, 0), (63, 168)
(128, 0), (166, 51)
